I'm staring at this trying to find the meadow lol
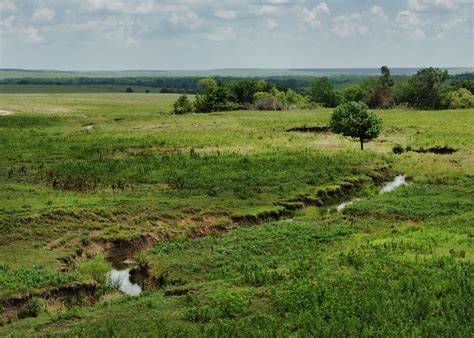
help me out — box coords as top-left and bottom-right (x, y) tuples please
(0, 93), (472, 336)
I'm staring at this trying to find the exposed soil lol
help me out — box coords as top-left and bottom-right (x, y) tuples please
(1, 280), (97, 325)
(412, 146), (457, 155)
(286, 126), (332, 133)
(0, 110), (13, 116)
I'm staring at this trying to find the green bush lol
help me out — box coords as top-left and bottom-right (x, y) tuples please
(392, 144), (405, 154)
(18, 297), (46, 319)
(173, 94), (193, 114)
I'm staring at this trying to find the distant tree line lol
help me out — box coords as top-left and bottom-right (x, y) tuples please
(0, 75), (361, 94)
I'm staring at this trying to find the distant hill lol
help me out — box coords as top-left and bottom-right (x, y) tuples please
(0, 68), (472, 79)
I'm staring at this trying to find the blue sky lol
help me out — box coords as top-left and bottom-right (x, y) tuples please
(0, 0), (472, 70)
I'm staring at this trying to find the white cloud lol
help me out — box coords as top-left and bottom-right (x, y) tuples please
(435, 18), (464, 38)
(395, 10), (426, 42)
(215, 10), (237, 19)
(0, 14), (14, 29)
(395, 10), (422, 30)
(81, 0), (127, 14)
(208, 27), (235, 41)
(0, 0), (16, 13)
(169, 11), (200, 29)
(32, 3), (56, 22)
(264, 19), (279, 29)
(302, 3), (330, 28)
(407, 0), (458, 11)
(259, 5), (280, 15)
(331, 6), (388, 38)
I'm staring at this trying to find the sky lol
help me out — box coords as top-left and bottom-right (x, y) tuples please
(0, 0), (472, 70)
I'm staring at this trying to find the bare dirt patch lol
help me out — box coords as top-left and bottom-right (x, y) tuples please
(0, 110), (13, 116)
(412, 146), (457, 155)
(287, 126), (331, 133)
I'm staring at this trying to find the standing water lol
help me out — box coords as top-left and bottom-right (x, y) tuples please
(380, 175), (407, 193)
(106, 269), (142, 296)
(337, 199), (359, 212)
(337, 175), (408, 212)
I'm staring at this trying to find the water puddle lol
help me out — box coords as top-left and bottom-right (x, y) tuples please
(106, 269), (142, 296)
(380, 175), (407, 193)
(337, 175), (408, 212)
(105, 244), (143, 296)
(337, 199), (359, 212)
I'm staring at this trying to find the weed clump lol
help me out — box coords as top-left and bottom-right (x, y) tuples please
(18, 297), (46, 319)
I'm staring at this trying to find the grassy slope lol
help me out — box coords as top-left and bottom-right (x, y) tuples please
(0, 93), (472, 335)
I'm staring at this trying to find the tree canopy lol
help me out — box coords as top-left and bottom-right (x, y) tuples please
(329, 101), (383, 150)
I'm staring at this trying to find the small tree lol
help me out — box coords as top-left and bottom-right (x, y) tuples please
(126, 87), (133, 93)
(173, 94), (193, 114)
(329, 101), (382, 150)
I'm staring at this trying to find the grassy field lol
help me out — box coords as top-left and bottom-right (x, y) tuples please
(0, 93), (472, 336)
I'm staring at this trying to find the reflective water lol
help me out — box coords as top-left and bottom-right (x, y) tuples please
(106, 269), (142, 296)
(380, 175), (407, 193)
(337, 199), (359, 212)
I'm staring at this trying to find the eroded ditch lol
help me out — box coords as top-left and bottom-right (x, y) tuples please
(2, 167), (408, 324)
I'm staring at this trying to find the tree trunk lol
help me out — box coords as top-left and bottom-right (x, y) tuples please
(360, 137), (364, 150)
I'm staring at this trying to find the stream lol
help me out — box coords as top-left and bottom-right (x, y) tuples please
(105, 246), (143, 296)
(337, 175), (407, 211)
(106, 269), (142, 296)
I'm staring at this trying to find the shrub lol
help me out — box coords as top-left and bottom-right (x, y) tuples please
(18, 297), (46, 319)
(392, 144), (405, 154)
(173, 94), (193, 114)
(443, 88), (474, 109)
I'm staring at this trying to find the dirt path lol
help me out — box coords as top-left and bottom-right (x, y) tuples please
(0, 110), (13, 116)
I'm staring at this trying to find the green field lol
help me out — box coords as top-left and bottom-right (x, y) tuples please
(0, 93), (472, 336)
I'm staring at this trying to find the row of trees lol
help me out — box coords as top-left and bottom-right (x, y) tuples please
(174, 78), (306, 114)
(309, 67), (474, 110)
(174, 67), (474, 114)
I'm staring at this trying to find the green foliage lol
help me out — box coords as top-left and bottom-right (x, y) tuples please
(443, 88), (474, 109)
(309, 77), (341, 107)
(173, 94), (193, 114)
(329, 101), (383, 150)
(125, 87), (133, 93)
(392, 144), (405, 154)
(0, 264), (81, 297)
(343, 84), (367, 102)
(379, 65), (395, 89)
(395, 67), (449, 109)
(18, 297), (47, 319)
(229, 79), (268, 104)
(194, 78), (239, 113)
(77, 254), (111, 283)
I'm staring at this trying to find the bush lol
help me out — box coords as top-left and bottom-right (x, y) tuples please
(125, 87), (133, 93)
(18, 297), (46, 319)
(392, 144), (405, 154)
(443, 88), (474, 109)
(173, 94), (193, 114)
